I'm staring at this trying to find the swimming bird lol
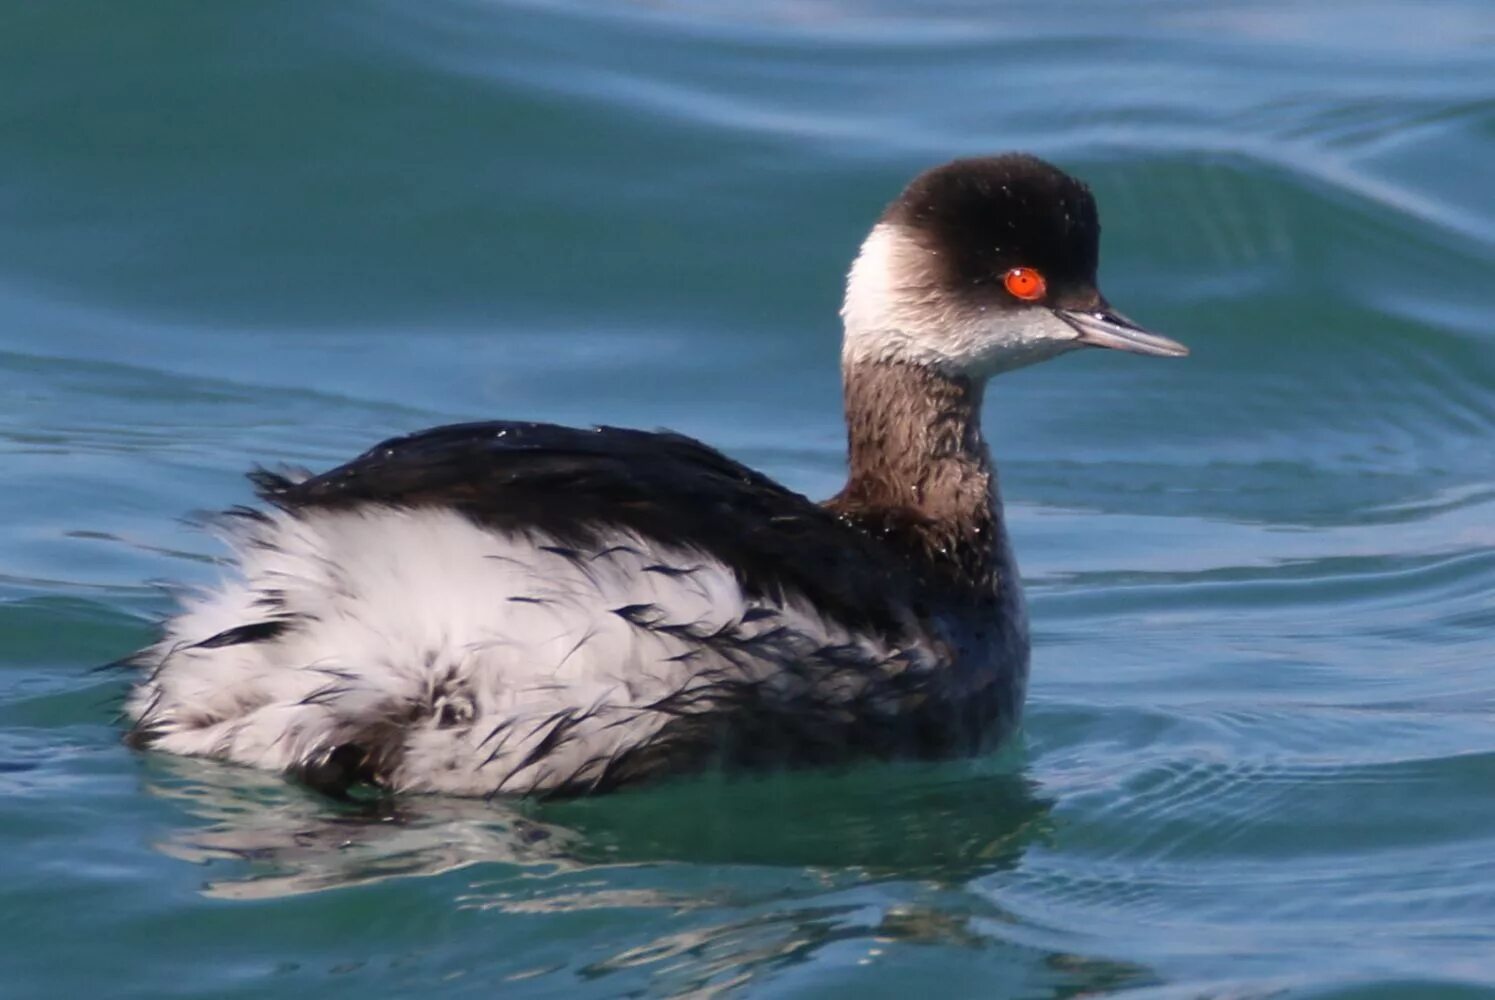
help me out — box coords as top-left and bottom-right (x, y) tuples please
(123, 153), (1188, 799)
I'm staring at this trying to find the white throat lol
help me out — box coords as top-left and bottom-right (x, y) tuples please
(840, 224), (1082, 378)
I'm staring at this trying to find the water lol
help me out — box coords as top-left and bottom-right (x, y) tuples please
(3, 1), (1493, 996)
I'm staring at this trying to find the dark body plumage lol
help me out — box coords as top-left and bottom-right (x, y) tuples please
(220, 419), (1025, 795)
(255, 421), (924, 639)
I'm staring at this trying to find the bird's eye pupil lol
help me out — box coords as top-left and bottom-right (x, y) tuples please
(1003, 267), (1046, 301)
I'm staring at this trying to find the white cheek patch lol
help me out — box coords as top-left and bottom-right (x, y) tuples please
(955, 307), (1084, 375)
(840, 224), (1082, 377)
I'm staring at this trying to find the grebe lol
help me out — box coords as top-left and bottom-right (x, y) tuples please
(123, 154), (1187, 798)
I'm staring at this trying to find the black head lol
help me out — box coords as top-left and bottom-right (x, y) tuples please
(842, 153), (1187, 374)
(882, 153), (1102, 311)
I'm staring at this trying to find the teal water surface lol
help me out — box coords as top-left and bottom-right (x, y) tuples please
(3, 1), (1494, 997)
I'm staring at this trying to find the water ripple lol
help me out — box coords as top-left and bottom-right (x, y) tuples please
(2, 0), (1493, 997)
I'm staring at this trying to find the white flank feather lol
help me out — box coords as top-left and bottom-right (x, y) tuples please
(126, 506), (898, 796)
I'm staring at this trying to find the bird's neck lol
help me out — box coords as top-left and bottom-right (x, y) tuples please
(829, 359), (1004, 594)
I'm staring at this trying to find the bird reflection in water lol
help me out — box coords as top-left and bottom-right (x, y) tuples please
(147, 753), (1050, 898)
(139, 756), (1147, 997)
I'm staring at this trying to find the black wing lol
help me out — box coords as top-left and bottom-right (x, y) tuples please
(249, 421), (919, 638)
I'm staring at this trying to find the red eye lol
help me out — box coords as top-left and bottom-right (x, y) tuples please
(1003, 267), (1046, 301)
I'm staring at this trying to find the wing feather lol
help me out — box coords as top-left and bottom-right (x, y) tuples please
(253, 421), (919, 639)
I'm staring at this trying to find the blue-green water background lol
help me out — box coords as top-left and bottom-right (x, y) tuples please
(3, 2), (1494, 996)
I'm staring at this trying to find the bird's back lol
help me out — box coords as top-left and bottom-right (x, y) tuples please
(124, 422), (1022, 797)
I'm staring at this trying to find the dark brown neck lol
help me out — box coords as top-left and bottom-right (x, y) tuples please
(827, 360), (1003, 594)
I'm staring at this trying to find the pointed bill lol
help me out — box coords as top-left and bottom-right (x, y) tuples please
(1055, 308), (1189, 357)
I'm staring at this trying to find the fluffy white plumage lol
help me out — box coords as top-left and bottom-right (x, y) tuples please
(126, 506), (902, 796)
